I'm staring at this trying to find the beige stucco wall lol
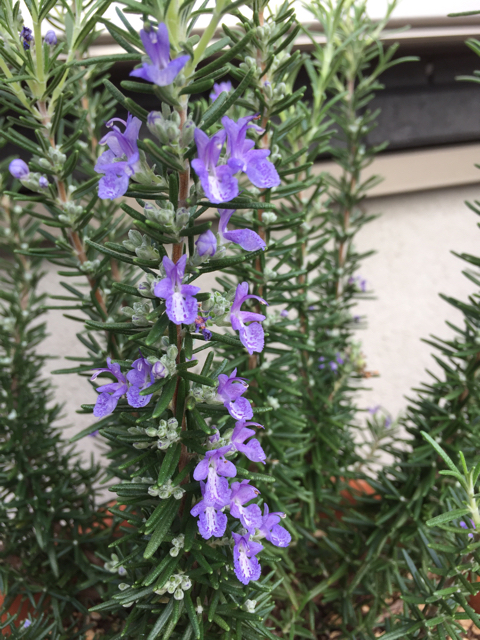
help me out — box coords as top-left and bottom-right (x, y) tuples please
(37, 181), (480, 463)
(355, 184), (480, 420)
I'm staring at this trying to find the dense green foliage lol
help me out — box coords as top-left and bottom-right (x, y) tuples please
(0, 185), (110, 638)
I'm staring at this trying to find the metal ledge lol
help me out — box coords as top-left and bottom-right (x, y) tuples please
(317, 142), (480, 199)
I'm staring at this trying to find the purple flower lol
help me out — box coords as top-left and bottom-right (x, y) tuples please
(318, 356), (325, 370)
(90, 357), (128, 418)
(329, 361), (338, 372)
(230, 282), (267, 355)
(44, 30), (57, 45)
(218, 209), (266, 252)
(232, 533), (263, 585)
(257, 504), (291, 547)
(95, 114), (141, 200)
(231, 420), (266, 464)
(20, 27), (33, 50)
(460, 518), (476, 539)
(229, 480), (262, 531)
(335, 353), (344, 365)
(23, 620), (32, 628)
(154, 255), (200, 325)
(280, 309), (289, 318)
(191, 129), (238, 204)
(130, 24), (189, 86)
(222, 115), (281, 189)
(126, 354), (154, 408)
(210, 81), (232, 102)
(190, 481), (228, 540)
(216, 369), (253, 420)
(193, 447), (236, 506)
(88, 430), (99, 438)
(39, 176), (48, 188)
(385, 416), (392, 428)
(9, 159), (29, 179)
(196, 229), (217, 257)
(368, 405), (380, 415)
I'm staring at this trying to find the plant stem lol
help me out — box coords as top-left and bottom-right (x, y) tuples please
(335, 76), (356, 299)
(37, 100), (108, 316)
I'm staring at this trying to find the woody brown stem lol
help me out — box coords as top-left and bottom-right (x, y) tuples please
(37, 100), (108, 316)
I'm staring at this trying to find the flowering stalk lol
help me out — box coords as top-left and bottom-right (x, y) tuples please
(0, 0), (299, 635)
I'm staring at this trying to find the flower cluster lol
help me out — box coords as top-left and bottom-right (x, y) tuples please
(90, 354), (157, 418)
(152, 257), (266, 355)
(191, 414), (290, 584)
(94, 114), (141, 200)
(319, 352), (344, 372)
(154, 571), (191, 600)
(9, 159), (49, 190)
(86, 16), (284, 590)
(191, 115), (280, 204)
(20, 26), (33, 50)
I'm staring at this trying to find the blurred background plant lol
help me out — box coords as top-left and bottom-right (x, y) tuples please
(0, 180), (111, 638)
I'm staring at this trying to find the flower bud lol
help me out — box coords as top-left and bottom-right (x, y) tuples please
(9, 159), (29, 179)
(128, 229), (143, 247)
(262, 212), (277, 225)
(44, 30), (57, 45)
(147, 111), (170, 145)
(138, 282), (155, 298)
(166, 345), (178, 360)
(39, 176), (49, 188)
(195, 229), (217, 257)
(181, 119), (196, 147)
(132, 314), (149, 326)
(135, 244), (159, 261)
(263, 81), (273, 99)
(167, 122), (180, 142)
(152, 361), (166, 378)
(176, 207), (190, 228)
